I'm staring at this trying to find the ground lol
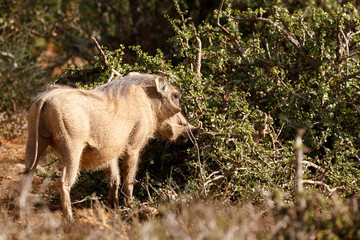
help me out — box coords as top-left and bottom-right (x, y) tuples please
(0, 135), (29, 203)
(0, 134), (64, 221)
(0, 136), (26, 185)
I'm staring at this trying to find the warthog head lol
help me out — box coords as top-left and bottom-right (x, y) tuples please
(147, 75), (202, 144)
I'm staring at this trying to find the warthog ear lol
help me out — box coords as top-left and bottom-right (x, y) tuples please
(155, 76), (168, 97)
(155, 76), (181, 116)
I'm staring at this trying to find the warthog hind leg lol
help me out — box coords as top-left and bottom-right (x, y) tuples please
(60, 145), (82, 222)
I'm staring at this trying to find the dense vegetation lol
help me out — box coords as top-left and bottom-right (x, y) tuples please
(1, 0), (360, 238)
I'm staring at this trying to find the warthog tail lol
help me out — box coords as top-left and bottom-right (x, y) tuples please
(24, 97), (47, 174)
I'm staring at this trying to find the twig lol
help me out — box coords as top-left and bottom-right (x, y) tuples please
(157, 70), (178, 80)
(216, 0), (248, 61)
(1, 51), (18, 69)
(91, 37), (121, 82)
(189, 125), (207, 197)
(204, 175), (225, 187)
(91, 37), (108, 66)
(302, 180), (345, 194)
(295, 128), (306, 194)
(346, 70), (360, 80)
(206, 170), (222, 179)
(189, 90), (204, 112)
(72, 195), (100, 205)
(191, 23), (202, 79)
(303, 160), (323, 171)
(11, 100), (18, 112)
(351, 103), (360, 116)
(107, 70), (115, 83)
(301, 18), (313, 40)
(276, 123), (285, 140)
(108, 69), (122, 82)
(340, 29), (349, 81)
(209, 157), (243, 196)
(45, 158), (59, 168)
(349, 30), (360, 38)
(145, 171), (153, 203)
(264, 38), (271, 59)
(178, 116), (207, 197)
(202, 131), (243, 139)
(275, 73), (309, 103)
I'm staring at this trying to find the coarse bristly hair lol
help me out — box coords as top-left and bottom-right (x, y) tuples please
(33, 74), (171, 107)
(94, 73), (160, 97)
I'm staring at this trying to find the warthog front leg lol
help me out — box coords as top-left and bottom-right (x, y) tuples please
(106, 158), (120, 207)
(122, 150), (140, 205)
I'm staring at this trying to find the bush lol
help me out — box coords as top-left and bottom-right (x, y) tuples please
(131, 0), (360, 200)
(167, 0), (360, 199)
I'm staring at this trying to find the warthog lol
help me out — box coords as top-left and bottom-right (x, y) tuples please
(18, 73), (201, 222)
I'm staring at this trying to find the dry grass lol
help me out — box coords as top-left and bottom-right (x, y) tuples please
(0, 183), (270, 240)
(1, 180), (360, 240)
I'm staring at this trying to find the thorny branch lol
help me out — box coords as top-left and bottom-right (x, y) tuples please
(91, 37), (109, 66)
(217, 0), (248, 62)
(237, 17), (320, 69)
(91, 37), (121, 82)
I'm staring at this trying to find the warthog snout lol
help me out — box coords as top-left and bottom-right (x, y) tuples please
(175, 121), (202, 145)
(155, 112), (202, 145)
